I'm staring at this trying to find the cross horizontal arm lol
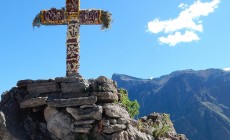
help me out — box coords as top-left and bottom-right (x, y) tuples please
(40, 8), (67, 25)
(33, 8), (111, 29)
(79, 9), (102, 25)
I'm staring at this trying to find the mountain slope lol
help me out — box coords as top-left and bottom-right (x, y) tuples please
(112, 69), (230, 140)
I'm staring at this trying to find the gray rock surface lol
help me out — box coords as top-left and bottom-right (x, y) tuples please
(101, 119), (110, 127)
(17, 79), (33, 88)
(27, 82), (60, 94)
(20, 97), (48, 108)
(74, 119), (95, 125)
(91, 76), (118, 93)
(103, 103), (130, 119)
(47, 96), (97, 107)
(91, 91), (118, 102)
(80, 104), (97, 109)
(55, 76), (85, 83)
(72, 125), (92, 133)
(61, 82), (87, 94)
(103, 124), (126, 134)
(117, 118), (130, 124)
(44, 106), (74, 140)
(111, 124), (154, 140)
(109, 119), (117, 124)
(66, 106), (103, 120)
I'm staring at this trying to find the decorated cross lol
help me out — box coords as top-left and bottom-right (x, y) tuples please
(33, 0), (111, 77)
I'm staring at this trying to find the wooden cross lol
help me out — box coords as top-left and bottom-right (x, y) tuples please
(37, 0), (111, 77)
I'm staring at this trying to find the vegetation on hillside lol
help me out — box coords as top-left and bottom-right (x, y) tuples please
(118, 88), (140, 118)
(152, 114), (171, 138)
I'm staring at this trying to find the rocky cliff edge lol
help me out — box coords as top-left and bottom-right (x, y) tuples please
(0, 76), (187, 140)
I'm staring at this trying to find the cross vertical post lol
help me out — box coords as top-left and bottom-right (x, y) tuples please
(66, 0), (80, 77)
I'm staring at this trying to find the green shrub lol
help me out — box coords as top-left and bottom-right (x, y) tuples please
(137, 119), (143, 131)
(118, 88), (140, 118)
(152, 114), (171, 138)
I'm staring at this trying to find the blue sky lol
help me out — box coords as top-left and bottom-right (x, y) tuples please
(0, 0), (229, 93)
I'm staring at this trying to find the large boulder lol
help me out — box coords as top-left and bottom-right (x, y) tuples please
(44, 106), (74, 140)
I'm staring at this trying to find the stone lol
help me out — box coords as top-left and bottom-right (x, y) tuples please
(74, 119), (95, 125)
(130, 119), (138, 127)
(47, 96), (97, 107)
(92, 76), (118, 93)
(60, 92), (89, 99)
(111, 124), (153, 140)
(117, 118), (129, 124)
(44, 106), (74, 140)
(0, 111), (16, 140)
(103, 103), (130, 120)
(109, 119), (117, 124)
(96, 76), (108, 83)
(80, 104), (97, 109)
(103, 124), (126, 134)
(20, 97), (48, 108)
(66, 106), (102, 121)
(96, 76), (116, 86)
(111, 131), (131, 140)
(96, 84), (117, 93)
(61, 82), (88, 94)
(91, 92), (118, 102)
(17, 79), (33, 88)
(55, 76), (85, 83)
(72, 125), (92, 133)
(27, 82), (60, 94)
(0, 112), (6, 124)
(101, 120), (110, 127)
(34, 79), (54, 83)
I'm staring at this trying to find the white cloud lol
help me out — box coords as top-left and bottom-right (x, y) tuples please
(178, 3), (188, 9)
(147, 0), (221, 46)
(223, 68), (230, 71)
(159, 31), (200, 46)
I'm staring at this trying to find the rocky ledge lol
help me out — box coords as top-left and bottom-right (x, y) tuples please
(0, 76), (187, 140)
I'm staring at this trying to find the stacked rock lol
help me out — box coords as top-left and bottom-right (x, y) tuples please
(13, 76), (144, 140)
(0, 75), (188, 140)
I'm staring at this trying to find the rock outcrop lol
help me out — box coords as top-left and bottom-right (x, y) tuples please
(0, 76), (187, 140)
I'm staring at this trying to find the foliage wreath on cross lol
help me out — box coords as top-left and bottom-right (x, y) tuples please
(32, 0), (112, 77)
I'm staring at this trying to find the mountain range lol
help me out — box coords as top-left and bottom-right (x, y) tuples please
(112, 69), (230, 140)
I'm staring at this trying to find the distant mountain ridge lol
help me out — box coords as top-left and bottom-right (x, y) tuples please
(112, 69), (230, 140)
